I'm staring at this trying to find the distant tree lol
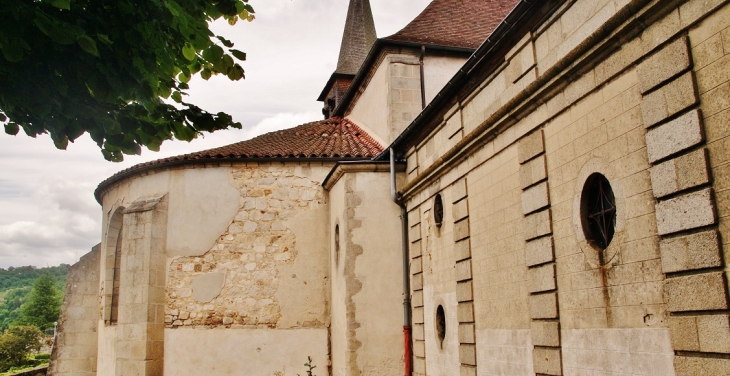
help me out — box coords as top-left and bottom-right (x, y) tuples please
(17, 274), (60, 331)
(0, 326), (42, 372)
(0, 288), (31, 332)
(1, 0), (254, 161)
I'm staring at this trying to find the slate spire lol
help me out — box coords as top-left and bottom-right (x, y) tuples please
(335, 0), (377, 75)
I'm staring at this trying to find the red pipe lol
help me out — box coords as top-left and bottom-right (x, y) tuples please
(404, 325), (412, 375)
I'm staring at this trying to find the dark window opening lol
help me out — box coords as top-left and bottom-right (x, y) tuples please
(110, 223), (123, 324)
(434, 194), (444, 228)
(581, 173), (616, 250)
(436, 305), (446, 348)
(334, 224), (340, 265)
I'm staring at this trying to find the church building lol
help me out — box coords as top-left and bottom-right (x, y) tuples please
(49, 0), (730, 374)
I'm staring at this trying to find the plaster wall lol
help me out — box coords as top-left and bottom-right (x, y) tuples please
(164, 328), (328, 376)
(97, 162), (333, 374)
(328, 169), (405, 375)
(347, 56), (390, 145)
(96, 325), (117, 376)
(423, 55), (469, 104)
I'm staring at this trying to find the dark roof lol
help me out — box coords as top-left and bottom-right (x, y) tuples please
(336, 0), (377, 75)
(385, 0), (520, 49)
(95, 117), (382, 201)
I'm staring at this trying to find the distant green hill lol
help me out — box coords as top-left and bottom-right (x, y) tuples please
(0, 265), (69, 332)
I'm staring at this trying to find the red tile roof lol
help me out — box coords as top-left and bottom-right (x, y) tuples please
(96, 117), (382, 197)
(385, 0), (520, 49)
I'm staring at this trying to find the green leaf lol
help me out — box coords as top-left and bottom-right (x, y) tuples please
(200, 68), (212, 80)
(50, 0), (71, 10)
(202, 45), (224, 62)
(0, 113), (6, 122)
(230, 49), (246, 61)
(171, 91), (182, 103)
(1, 39), (25, 62)
(97, 34), (113, 45)
(33, 14), (76, 45)
(77, 35), (99, 57)
(216, 36), (234, 48)
(182, 43), (196, 61)
(52, 134), (69, 150)
(227, 64), (244, 81)
(178, 71), (190, 84)
(4, 123), (19, 135)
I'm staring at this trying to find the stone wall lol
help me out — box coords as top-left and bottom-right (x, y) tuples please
(48, 245), (100, 376)
(399, 0), (730, 374)
(165, 166), (325, 329)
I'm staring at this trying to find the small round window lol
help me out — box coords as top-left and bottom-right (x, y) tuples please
(435, 305), (446, 348)
(580, 173), (616, 249)
(434, 194), (444, 228)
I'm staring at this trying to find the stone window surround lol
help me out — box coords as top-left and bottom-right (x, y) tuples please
(102, 205), (125, 325)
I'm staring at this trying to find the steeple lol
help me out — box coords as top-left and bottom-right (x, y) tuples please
(335, 0), (377, 75)
(318, 0), (377, 118)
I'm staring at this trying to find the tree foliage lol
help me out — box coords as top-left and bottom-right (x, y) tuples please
(0, 0), (254, 161)
(18, 273), (61, 332)
(0, 326), (42, 372)
(0, 265), (67, 332)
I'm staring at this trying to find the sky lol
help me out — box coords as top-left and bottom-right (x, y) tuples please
(0, 0), (434, 268)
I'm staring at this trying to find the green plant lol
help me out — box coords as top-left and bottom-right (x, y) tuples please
(297, 356), (316, 376)
(0, 326), (42, 372)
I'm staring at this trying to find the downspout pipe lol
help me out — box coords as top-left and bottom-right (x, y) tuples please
(390, 147), (412, 376)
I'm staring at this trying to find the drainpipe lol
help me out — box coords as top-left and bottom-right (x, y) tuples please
(390, 148), (412, 376)
(419, 45), (426, 109)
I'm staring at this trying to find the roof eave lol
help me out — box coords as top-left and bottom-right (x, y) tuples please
(376, 0), (543, 160)
(317, 72), (356, 102)
(94, 156), (372, 204)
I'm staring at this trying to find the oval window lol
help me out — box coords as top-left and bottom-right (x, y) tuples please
(434, 194), (444, 228)
(436, 305), (446, 348)
(580, 173), (616, 249)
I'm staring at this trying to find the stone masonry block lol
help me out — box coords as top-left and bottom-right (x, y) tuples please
(411, 240), (422, 258)
(520, 155), (547, 189)
(641, 72), (699, 128)
(664, 272), (728, 312)
(454, 219), (470, 242)
(522, 182), (550, 215)
(413, 356), (426, 374)
(455, 239), (471, 261)
(458, 302), (475, 323)
(458, 323), (476, 344)
(655, 188), (716, 235)
(411, 256), (423, 275)
(526, 236), (554, 266)
(646, 109), (704, 163)
(413, 307), (424, 324)
(669, 316), (700, 351)
(457, 280), (473, 302)
(460, 365), (477, 376)
(413, 324), (425, 341)
(531, 321), (560, 347)
(650, 148), (710, 198)
(524, 209), (552, 241)
(412, 290), (424, 308)
(408, 209), (421, 226)
(452, 179), (467, 203)
(528, 263), (556, 293)
(637, 35), (691, 94)
(413, 340), (425, 357)
(529, 292), (558, 319)
(698, 314), (730, 353)
(674, 356), (730, 375)
(456, 259), (473, 282)
(459, 344), (477, 366)
(453, 199), (469, 222)
(660, 229), (722, 273)
(532, 346), (562, 376)
(410, 223), (422, 242)
(518, 129), (545, 164)
(412, 273), (423, 291)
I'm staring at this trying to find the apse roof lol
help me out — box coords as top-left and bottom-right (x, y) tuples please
(95, 118), (382, 200)
(385, 0), (520, 49)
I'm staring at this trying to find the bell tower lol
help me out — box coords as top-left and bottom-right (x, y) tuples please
(318, 0), (376, 118)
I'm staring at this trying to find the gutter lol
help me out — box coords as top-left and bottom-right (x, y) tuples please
(374, 0), (540, 161)
(389, 148), (411, 376)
